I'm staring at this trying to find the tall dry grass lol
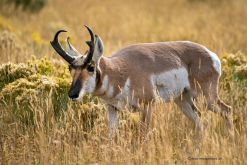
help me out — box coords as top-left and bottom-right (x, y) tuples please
(0, 0), (247, 164)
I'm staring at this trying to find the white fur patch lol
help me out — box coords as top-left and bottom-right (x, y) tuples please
(102, 78), (133, 110)
(97, 75), (114, 98)
(84, 73), (97, 93)
(107, 85), (114, 98)
(114, 78), (131, 109)
(74, 87), (85, 101)
(204, 47), (221, 75)
(119, 78), (130, 98)
(98, 75), (109, 94)
(153, 67), (190, 101)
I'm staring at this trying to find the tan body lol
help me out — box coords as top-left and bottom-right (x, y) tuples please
(95, 42), (217, 103)
(87, 41), (231, 132)
(51, 28), (231, 136)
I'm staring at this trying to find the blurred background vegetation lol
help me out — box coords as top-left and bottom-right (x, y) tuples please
(0, 0), (247, 164)
(0, 0), (247, 63)
(0, 0), (47, 12)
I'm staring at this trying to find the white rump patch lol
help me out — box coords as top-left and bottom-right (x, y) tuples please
(204, 47), (221, 75)
(153, 67), (190, 101)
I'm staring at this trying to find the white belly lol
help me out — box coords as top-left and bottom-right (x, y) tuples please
(152, 67), (190, 101)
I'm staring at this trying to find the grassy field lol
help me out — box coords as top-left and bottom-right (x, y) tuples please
(0, 0), (247, 164)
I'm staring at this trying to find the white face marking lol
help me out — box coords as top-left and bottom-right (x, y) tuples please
(72, 56), (85, 66)
(204, 47), (221, 75)
(84, 73), (97, 93)
(153, 67), (190, 101)
(73, 86), (85, 101)
(73, 72), (97, 101)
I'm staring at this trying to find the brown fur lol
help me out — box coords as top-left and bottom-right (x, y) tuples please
(67, 40), (231, 132)
(94, 41), (230, 115)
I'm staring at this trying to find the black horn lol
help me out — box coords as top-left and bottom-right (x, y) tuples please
(83, 25), (95, 64)
(50, 30), (75, 64)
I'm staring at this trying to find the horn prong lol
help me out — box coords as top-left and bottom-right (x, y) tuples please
(66, 36), (82, 56)
(66, 37), (73, 50)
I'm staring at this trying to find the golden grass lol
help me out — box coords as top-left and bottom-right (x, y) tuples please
(0, 0), (247, 164)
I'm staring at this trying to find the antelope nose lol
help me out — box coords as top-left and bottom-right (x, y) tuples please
(68, 93), (79, 100)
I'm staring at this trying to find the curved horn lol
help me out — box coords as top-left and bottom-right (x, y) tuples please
(83, 25), (95, 64)
(50, 30), (75, 64)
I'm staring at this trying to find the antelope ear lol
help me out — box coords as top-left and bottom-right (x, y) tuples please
(66, 37), (81, 56)
(92, 35), (104, 65)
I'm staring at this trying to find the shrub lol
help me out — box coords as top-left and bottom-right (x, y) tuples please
(0, 58), (66, 123)
(2, 0), (47, 12)
(221, 52), (247, 82)
(0, 57), (103, 128)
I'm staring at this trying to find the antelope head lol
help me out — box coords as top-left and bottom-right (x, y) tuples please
(50, 26), (104, 101)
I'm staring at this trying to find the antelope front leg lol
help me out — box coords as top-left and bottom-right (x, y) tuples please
(107, 105), (119, 139)
(140, 104), (152, 134)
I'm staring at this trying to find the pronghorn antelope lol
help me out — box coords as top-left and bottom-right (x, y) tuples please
(50, 26), (231, 134)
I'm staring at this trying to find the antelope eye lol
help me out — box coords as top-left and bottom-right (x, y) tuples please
(87, 65), (94, 72)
